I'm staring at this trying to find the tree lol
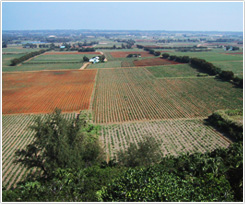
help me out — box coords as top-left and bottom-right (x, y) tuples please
(117, 136), (161, 167)
(14, 109), (104, 176)
(83, 56), (89, 62)
(219, 71), (234, 81)
(154, 51), (161, 56)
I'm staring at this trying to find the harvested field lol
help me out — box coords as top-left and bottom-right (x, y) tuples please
(2, 113), (76, 189)
(134, 58), (181, 67)
(3, 70), (97, 114)
(92, 68), (242, 123)
(110, 51), (152, 58)
(101, 119), (230, 159)
(43, 52), (101, 55)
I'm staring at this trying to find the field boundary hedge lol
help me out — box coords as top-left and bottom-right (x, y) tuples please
(10, 49), (50, 66)
(207, 109), (243, 141)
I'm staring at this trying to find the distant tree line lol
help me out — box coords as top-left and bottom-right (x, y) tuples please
(137, 44), (208, 50)
(10, 49), (48, 66)
(78, 47), (96, 52)
(144, 47), (161, 56)
(162, 52), (243, 88)
(156, 38), (199, 43)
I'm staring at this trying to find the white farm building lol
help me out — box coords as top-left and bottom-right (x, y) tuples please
(89, 56), (100, 64)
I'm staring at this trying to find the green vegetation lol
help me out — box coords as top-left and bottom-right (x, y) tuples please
(2, 54), (27, 66)
(100, 141), (242, 202)
(3, 63), (83, 72)
(146, 64), (200, 78)
(211, 61), (243, 78)
(10, 49), (48, 66)
(208, 109), (243, 141)
(88, 61), (122, 69)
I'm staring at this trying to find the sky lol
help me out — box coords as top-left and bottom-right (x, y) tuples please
(2, 2), (243, 31)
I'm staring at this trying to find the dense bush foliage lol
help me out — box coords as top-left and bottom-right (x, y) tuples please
(99, 141), (242, 202)
(117, 136), (161, 167)
(14, 109), (104, 176)
(208, 109), (243, 141)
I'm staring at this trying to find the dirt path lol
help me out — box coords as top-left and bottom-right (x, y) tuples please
(79, 62), (91, 70)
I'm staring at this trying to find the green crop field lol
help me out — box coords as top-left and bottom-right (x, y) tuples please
(87, 61), (122, 69)
(2, 63), (83, 72)
(28, 53), (96, 63)
(211, 61), (243, 78)
(2, 113), (77, 189)
(146, 64), (200, 78)
(168, 49), (242, 62)
(101, 119), (230, 159)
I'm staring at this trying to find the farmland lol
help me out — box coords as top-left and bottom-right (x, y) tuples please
(146, 64), (200, 78)
(92, 68), (242, 123)
(2, 30), (243, 196)
(100, 119), (230, 159)
(2, 113), (76, 189)
(134, 57), (181, 66)
(3, 70), (97, 114)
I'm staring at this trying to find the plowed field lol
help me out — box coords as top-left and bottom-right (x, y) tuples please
(3, 70), (97, 114)
(134, 58), (181, 66)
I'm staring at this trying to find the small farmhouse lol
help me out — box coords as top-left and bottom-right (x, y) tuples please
(89, 56), (100, 64)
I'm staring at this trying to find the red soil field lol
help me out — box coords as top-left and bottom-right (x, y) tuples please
(3, 70), (97, 114)
(43, 52), (101, 55)
(134, 58), (181, 67)
(110, 51), (153, 58)
(225, 52), (243, 55)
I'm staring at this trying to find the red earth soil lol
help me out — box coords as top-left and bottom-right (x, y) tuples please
(224, 52), (243, 55)
(2, 70), (97, 114)
(43, 52), (101, 55)
(110, 51), (153, 58)
(133, 58), (181, 67)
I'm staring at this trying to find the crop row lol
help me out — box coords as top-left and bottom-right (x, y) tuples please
(100, 119), (231, 160)
(92, 68), (242, 123)
(2, 113), (76, 189)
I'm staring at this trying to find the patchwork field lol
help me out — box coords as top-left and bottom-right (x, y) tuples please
(101, 119), (230, 159)
(2, 113), (76, 189)
(3, 70), (97, 114)
(134, 58), (181, 67)
(92, 68), (242, 123)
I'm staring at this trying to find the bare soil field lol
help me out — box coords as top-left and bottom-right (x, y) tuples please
(3, 70), (97, 114)
(134, 58), (181, 67)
